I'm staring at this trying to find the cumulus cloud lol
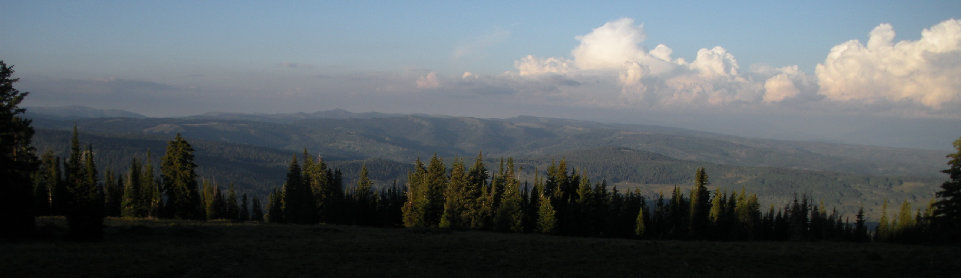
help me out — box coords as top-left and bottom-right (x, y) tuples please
(815, 19), (961, 109)
(513, 18), (784, 106)
(416, 72), (440, 89)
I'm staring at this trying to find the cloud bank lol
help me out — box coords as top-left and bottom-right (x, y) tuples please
(441, 18), (961, 116)
(815, 19), (961, 109)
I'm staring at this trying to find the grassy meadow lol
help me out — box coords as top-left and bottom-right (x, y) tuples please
(3, 217), (959, 277)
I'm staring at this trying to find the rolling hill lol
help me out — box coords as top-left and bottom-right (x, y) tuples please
(25, 107), (950, 217)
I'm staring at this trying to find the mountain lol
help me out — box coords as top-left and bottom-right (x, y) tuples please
(25, 107), (951, 216)
(25, 105), (146, 119)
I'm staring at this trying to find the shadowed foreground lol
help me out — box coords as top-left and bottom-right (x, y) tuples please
(3, 217), (959, 277)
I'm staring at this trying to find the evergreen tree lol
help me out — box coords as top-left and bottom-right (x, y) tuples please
(122, 158), (143, 217)
(417, 154), (446, 227)
(689, 167), (711, 238)
(283, 156), (315, 224)
(0, 60), (39, 238)
(352, 163), (374, 225)
(161, 134), (203, 219)
(267, 188), (285, 223)
(440, 158), (469, 229)
(103, 169), (122, 217)
(226, 184), (239, 221)
(240, 193), (250, 221)
(933, 137), (961, 242)
(32, 151), (58, 216)
(895, 200), (915, 238)
(251, 196), (264, 222)
(64, 139), (103, 241)
(402, 158), (427, 227)
(877, 199), (890, 241)
(635, 205), (646, 237)
(142, 151), (160, 218)
(493, 158), (524, 233)
(537, 193), (558, 235)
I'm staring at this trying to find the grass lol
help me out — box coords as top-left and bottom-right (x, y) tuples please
(3, 217), (960, 277)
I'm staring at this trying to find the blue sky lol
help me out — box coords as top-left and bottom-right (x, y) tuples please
(2, 1), (960, 149)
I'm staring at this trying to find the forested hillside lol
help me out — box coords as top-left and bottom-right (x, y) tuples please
(25, 107), (948, 216)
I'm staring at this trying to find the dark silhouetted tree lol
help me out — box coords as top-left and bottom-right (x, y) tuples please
(161, 134), (203, 219)
(933, 137), (961, 242)
(0, 61), (39, 238)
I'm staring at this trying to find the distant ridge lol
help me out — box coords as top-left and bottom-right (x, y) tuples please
(26, 105), (146, 119)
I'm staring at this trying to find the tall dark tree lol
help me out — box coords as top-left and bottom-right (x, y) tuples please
(440, 158), (470, 229)
(283, 156), (315, 224)
(32, 151), (58, 216)
(933, 137), (961, 242)
(103, 169), (122, 217)
(64, 136), (103, 241)
(689, 167), (711, 238)
(251, 196), (264, 222)
(240, 193), (250, 221)
(0, 61), (39, 238)
(421, 154), (447, 227)
(161, 134), (203, 219)
(226, 184), (239, 221)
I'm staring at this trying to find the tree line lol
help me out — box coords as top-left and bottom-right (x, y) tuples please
(2, 60), (961, 243)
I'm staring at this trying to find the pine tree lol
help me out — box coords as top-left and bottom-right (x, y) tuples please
(353, 163), (374, 225)
(896, 200), (915, 239)
(32, 151), (58, 216)
(537, 193), (557, 234)
(402, 158), (427, 227)
(283, 156), (315, 224)
(64, 139), (103, 241)
(417, 154), (447, 227)
(877, 199), (889, 241)
(635, 205), (646, 237)
(493, 158), (524, 233)
(161, 134), (203, 219)
(933, 137), (961, 242)
(267, 188), (285, 223)
(440, 158), (469, 229)
(240, 193), (250, 221)
(251, 196), (264, 222)
(0, 60), (39, 238)
(689, 167), (711, 238)
(122, 158), (143, 217)
(226, 184), (239, 221)
(103, 169), (122, 217)
(142, 151), (160, 218)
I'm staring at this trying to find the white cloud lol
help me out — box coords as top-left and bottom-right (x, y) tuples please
(513, 18), (780, 106)
(815, 19), (961, 109)
(515, 55), (573, 76)
(416, 72), (440, 89)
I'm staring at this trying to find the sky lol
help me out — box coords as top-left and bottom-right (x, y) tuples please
(3, 1), (960, 150)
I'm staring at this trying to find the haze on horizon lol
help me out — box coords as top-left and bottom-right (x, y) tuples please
(3, 1), (960, 151)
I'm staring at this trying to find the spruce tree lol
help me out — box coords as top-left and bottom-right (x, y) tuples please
(440, 158), (469, 229)
(161, 134), (202, 219)
(493, 158), (524, 232)
(103, 169), (122, 217)
(877, 199), (889, 241)
(283, 156), (315, 224)
(689, 167), (711, 238)
(226, 184), (239, 221)
(64, 140), (103, 241)
(142, 151), (160, 218)
(635, 205), (646, 237)
(537, 193), (557, 234)
(122, 158), (142, 217)
(240, 193), (250, 221)
(0, 60), (39, 238)
(402, 158), (426, 227)
(419, 154), (447, 227)
(32, 151), (58, 216)
(251, 196), (264, 222)
(933, 137), (961, 242)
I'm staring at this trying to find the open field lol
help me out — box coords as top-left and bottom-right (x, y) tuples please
(3, 217), (959, 277)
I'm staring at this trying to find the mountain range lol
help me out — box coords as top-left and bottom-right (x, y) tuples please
(24, 106), (951, 217)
